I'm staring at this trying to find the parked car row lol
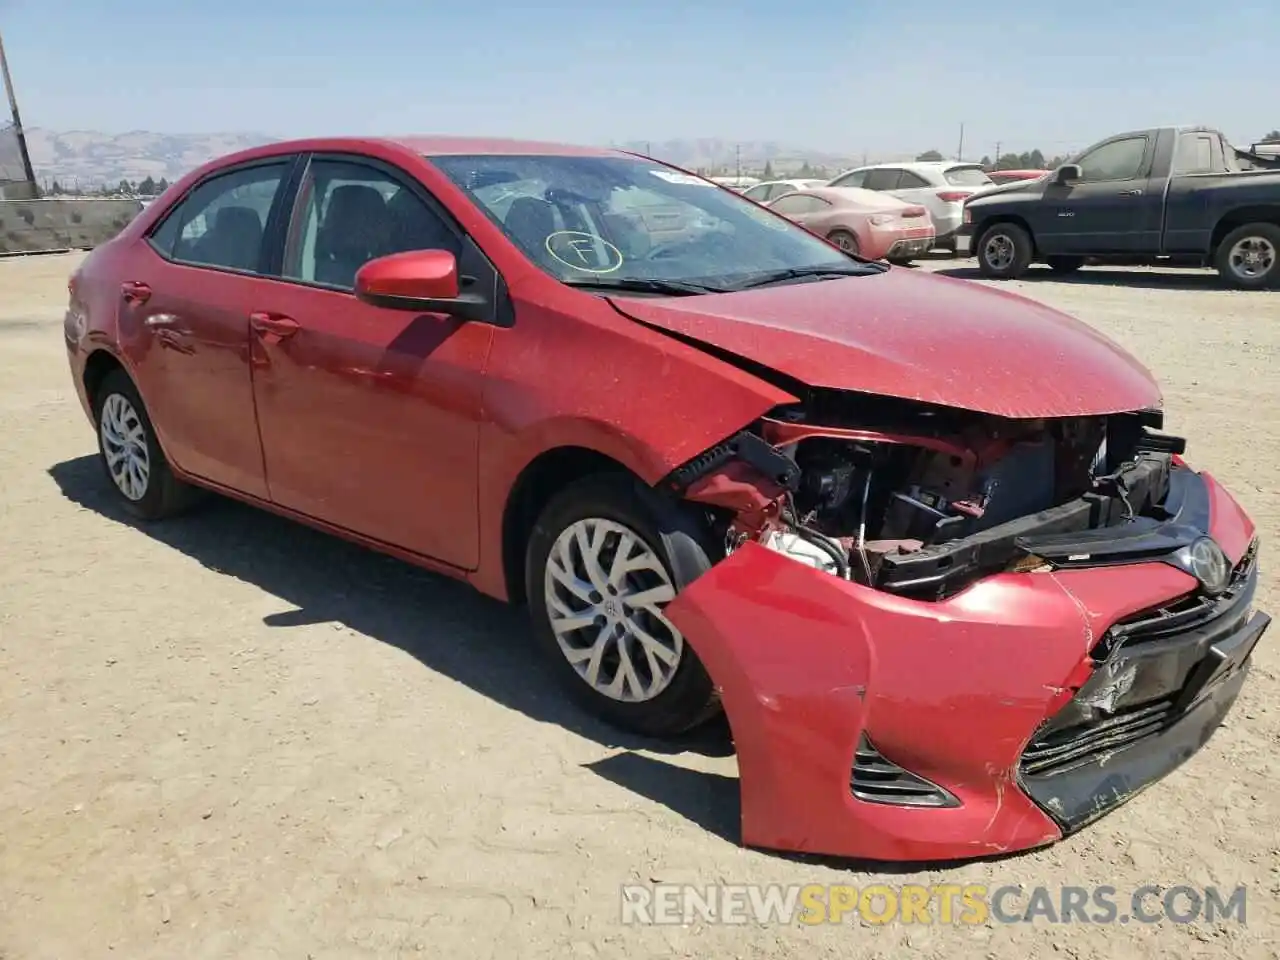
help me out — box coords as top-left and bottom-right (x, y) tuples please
(741, 161), (1032, 263)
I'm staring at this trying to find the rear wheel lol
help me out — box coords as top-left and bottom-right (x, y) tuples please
(1214, 222), (1280, 290)
(1046, 255), (1085, 273)
(827, 229), (860, 256)
(975, 222), (1034, 279)
(93, 368), (197, 520)
(525, 473), (720, 738)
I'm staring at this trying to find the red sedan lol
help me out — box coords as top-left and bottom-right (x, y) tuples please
(65, 136), (1267, 862)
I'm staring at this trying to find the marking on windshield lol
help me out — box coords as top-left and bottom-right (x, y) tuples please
(545, 231), (624, 273)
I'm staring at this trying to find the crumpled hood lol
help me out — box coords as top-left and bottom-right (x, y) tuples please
(610, 268), (1161, 418)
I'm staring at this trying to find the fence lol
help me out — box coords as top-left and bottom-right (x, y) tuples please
(0, 197), (144, 256)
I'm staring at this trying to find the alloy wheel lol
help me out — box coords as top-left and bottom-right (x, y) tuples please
(99, 393), (151, 501)
(1227, 236), (1276, 281)
(543, 517), (683, 703)
(983, 233), (1016, 271)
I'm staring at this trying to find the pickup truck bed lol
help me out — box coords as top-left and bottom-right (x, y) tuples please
(961, 126), (1280, 289)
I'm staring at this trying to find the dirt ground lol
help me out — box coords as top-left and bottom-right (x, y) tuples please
(1, 252), (1277, 959)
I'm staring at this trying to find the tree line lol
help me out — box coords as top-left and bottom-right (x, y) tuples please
(42, 175), (172, 197)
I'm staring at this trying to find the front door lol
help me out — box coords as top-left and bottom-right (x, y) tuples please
(247, 155), (495, 569)
(121, 159), (294, 499)
(1036, 135), (1161, 255)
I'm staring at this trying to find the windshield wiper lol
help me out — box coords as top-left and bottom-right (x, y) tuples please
(733, 264), (878, 290)
(562, 277), (730, 296)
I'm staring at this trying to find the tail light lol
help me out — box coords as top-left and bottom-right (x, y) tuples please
(868, 214), (895, 226)
(936, 191), (972, 203)
(901, 205), (928, 218)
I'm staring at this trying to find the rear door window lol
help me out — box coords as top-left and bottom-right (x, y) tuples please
(148, 162), (290, 273)
(897, 171), (932, 188)
(863, 169), (903, 191)
(1173, 134), (1218, 174)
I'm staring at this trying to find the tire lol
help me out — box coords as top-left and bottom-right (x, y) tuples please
(827, 229), (860, 256)
(525, 473), (720, 738)
(1214, 222), (1280, 290)
(1046, 255), (1085, 273)
(93, 368), (197, 520)
(975, 222), (1034, 279)
(887, 257), (914, 267)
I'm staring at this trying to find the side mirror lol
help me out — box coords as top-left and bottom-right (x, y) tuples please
(354, 249), (488, 320)
(1055, 164), (1083, 185)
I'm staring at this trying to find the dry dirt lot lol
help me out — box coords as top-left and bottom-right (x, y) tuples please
(1, 253), (1278, 959)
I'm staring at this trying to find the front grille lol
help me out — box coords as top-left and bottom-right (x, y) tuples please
(1091, 540), (1258, 659)
(1020, 696), (1175, 776)
(1021, 539), (1260, 781)
(851, 734), (957, 807)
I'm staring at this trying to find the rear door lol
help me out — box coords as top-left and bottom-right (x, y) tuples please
(1037, 134), (1161, 254)
(120, 157), (299, 499)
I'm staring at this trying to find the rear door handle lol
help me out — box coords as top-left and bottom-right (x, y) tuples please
(1118, 189), (1144, 197)
(249, 311), (301, 341)
(121, 281), (151, 305)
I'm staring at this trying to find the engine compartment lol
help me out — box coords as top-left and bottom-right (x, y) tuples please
(670, 392), (1186, 599)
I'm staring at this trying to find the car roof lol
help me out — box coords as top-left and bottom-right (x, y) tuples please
(850, 160), (983, 172)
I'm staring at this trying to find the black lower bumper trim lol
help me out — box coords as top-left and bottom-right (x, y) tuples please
(1020, 611), (1268, 833)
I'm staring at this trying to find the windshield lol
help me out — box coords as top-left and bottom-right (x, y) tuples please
(428, 154), (874, 290)
(943, 166), (993, 187)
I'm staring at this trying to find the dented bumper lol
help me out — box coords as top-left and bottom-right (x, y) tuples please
(663, 470), (1265, 862)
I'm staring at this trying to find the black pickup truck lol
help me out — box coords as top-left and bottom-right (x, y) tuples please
(961, 126), (1280, 288)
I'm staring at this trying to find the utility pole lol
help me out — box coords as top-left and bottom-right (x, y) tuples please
(955, 122), (965, 162)
(0, 28), (38, 189)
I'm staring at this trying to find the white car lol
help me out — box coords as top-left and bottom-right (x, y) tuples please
(826, 161), (994, 251)
(740, 179), (829, 203)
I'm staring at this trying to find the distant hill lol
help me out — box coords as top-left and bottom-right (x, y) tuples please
(24, 129), (900, 188)
(25, 129), (277, 188)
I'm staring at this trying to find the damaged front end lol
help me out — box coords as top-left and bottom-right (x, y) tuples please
(658, 390), (1268, 861)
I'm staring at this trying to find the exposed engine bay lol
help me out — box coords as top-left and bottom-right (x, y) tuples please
(666, 391), (1188, 600)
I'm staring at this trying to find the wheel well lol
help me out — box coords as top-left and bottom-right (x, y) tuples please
(1210, 206), (1280, 254)
(501, 446), (632, 605)
(83, 350), (125, 418)
(973, 215), (1037, 256)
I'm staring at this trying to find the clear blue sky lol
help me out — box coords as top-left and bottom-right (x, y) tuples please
(3, 0), (1277, 158)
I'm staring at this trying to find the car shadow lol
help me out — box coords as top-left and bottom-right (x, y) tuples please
(47, 454), (733, 762)
(932, 265), (1225, 290)
(47, 454), (1037, 872)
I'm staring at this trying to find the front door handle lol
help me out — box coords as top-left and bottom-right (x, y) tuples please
(249, 311), (301, 342)
(1118, 188), (1144, 197)
(121, 281), (151, 305)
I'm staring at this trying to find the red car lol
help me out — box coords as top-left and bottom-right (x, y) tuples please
(65, 136), (1267, 863)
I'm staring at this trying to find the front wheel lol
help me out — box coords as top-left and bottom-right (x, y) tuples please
(975, 222), (1034, 279)
(525, 474), (720, 738)
(1214, 223), (1280, 290)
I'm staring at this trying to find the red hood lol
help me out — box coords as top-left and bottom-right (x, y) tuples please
(610, 269), (1161, 418)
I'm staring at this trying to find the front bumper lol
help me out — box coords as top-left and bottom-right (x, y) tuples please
(663, 468), (1265, 862)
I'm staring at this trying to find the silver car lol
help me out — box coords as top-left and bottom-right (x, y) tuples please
(826, 161), (994, 251)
